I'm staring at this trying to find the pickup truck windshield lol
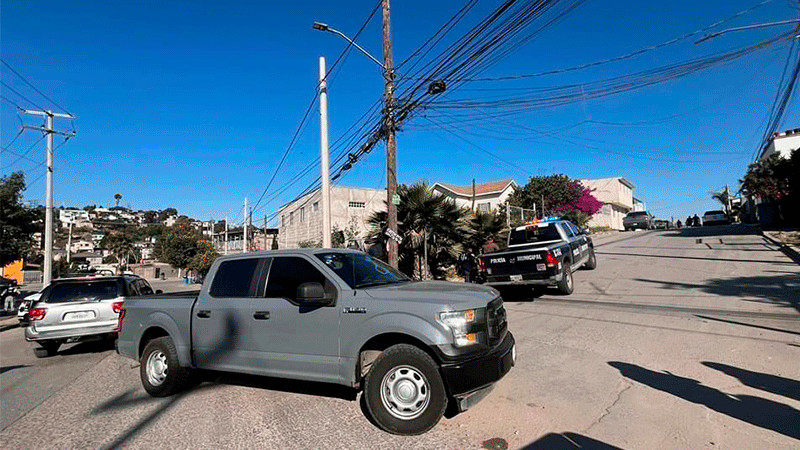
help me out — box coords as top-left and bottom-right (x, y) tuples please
(508, 224), (561, 246)
(47, 280), (120, 303)
(316, 253), (410, 289)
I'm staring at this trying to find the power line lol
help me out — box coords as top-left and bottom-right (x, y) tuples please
(0, 80), (45, 111)
(1, 94), (23, 110)
(1, 135), (45, 170)
(240, 0), (383, 225)
(0, 58), (72, 114)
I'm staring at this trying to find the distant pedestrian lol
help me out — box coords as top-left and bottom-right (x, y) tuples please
(482, 237), (500, 255)
(686, 216), (693, 227)
(458, 248), (476, 283)
(693, 214), (700, 227)
(676, 220), (682, 229)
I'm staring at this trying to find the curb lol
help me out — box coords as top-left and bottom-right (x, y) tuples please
(762, 231), (800, 266)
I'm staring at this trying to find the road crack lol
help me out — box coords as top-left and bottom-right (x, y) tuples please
(583, 381), (633, 433)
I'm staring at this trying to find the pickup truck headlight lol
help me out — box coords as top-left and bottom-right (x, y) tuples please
(439, 309), (480, 347)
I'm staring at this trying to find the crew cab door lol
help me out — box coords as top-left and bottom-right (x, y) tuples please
(559, 223), (583, 266)
(192, 257), (267, 372)
(250, 255), (341, 383)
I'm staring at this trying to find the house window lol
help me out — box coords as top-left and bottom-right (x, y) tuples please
(300, 207), (305, 222)
(477, 202), (491, 212)
(313, 202), (319, 212)
(281, 215), (285, 227)
(349, 201), (365, 208)
(601, 204), (611, 215)
(289, 212), (294, 225)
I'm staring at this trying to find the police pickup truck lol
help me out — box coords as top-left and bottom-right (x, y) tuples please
(478, 218), (596, 295)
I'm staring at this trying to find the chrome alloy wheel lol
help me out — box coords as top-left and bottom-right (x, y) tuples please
(146, 350), (168, 386)
(380, 365), (430, 420)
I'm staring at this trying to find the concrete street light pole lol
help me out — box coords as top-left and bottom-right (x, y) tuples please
(319, 56), (332, 248)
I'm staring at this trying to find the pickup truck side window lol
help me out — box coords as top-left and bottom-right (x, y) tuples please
(265, 257), (327, 302)
(127, 279), (141, 297)
(210, 258), (262, 298)
(138, 279), (154, 295)
(561, 223), (576, 238)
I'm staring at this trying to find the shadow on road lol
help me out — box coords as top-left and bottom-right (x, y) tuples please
(58, 339), (116, 356)
(609, 361), (800, 441)
(702, 362), (800, 402)
(660, 225), (760, 238)
(635, 274), (800, 314)
(521, 432), (621, 449)
(494, 285), (546, 302)
(0, 364), (28, 374)
(694, 314), (800, 337)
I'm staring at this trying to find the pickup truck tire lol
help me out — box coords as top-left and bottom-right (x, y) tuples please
(363, 344), (447, 435)
(140, 336), (188, 397)
(33, 341), (60, 358)
(583, 250), (597, 270)
(556, 264), (574, 295)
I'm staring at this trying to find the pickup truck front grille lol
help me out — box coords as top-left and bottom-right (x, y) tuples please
(486, 297), (507, 346)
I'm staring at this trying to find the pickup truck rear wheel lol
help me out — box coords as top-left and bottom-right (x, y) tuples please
(140, 336), (188, 397)
(556, 264), (574, 295)
(363, 344), (447, 435)
(583, 249), (597, 270)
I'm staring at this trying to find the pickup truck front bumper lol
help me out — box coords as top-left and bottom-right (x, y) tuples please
(439, 332), (515, 410)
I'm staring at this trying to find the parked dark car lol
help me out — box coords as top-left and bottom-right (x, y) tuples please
(623, 211), (654, 231)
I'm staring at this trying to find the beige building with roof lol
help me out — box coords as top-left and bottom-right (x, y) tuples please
(431, 179), (517, 212)
(580, 177), (635, 231)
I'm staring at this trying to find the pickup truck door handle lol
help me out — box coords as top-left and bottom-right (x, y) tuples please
(253, 311), (270, 320)
(196, 310), (211, 319)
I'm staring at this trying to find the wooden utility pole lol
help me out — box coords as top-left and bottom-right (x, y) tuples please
(382, 0), (399, 268)
(471, 178), (476, 210)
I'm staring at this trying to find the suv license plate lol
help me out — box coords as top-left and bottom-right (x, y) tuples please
(510, 275), (523, 282)
(64, 311), (95, 321)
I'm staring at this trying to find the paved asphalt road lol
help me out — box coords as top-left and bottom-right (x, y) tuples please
(1, 225), (798, 449)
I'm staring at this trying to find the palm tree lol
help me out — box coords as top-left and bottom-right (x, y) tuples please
(107, 233), (135, 273)
(114, 193), (122, 207)
(368, 182), (468, 280)
(464, 210), (507, 253)
(711, 191), (729, 214)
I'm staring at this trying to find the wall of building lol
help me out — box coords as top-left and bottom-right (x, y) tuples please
(760, 131), (800, 160)
(587, 203), (628, 231)
(279, 186), (386, 249)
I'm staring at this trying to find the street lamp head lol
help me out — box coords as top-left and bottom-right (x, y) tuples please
(312, 22), (330, 32)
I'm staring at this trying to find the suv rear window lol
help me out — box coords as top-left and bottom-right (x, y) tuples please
(47, 280), (120, 303)
(704, 210), (724, 215)
(509, 223), (561, 245)
(625, 211), (649, 218)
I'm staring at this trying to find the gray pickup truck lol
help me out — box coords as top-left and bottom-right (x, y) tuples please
(117, 249), (515, 435)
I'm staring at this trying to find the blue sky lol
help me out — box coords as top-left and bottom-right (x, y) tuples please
(2, 0), (798, 225)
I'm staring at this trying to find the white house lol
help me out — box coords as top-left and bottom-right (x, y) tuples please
(580, 177), (635, 231)
(278, 186), (386, 249)
(59, 208), (90, 224)
(758, 129), (800, 161)
(431, 179), (517, 212)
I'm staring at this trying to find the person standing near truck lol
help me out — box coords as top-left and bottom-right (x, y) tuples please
(459, 248), (476, 283)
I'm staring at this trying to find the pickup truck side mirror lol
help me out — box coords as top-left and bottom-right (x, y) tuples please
(296, 282), (333, 306)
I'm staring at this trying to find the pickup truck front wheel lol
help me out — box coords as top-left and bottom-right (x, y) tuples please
(363, 344), (447, 435)
(140, 336), (188, 397)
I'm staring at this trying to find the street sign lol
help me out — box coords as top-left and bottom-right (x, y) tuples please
(391, 194), (400, 205)
(384, 228), (403, 243)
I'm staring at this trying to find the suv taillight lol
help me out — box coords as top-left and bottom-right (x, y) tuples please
(117, 307), (127, 332)
(29, 307), (47, 321)
(545, 252), (557, 268)
(112, 301), (124, 314)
